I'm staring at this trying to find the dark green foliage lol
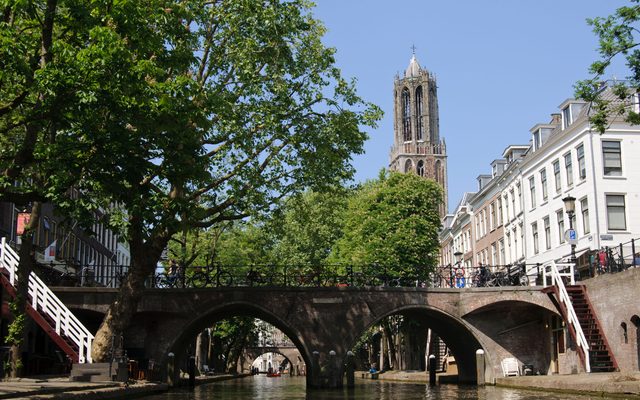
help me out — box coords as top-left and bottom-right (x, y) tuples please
(575, 1), (640, 133)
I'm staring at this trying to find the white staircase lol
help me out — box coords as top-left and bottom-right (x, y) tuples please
(0, 237), (93, 363)
(542, 261), (590, 373)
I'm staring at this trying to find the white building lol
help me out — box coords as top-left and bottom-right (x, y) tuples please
(520, 91), (640, 273)
(442, 86), (640, 279)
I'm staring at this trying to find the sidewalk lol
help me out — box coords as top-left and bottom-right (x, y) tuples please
(0, 377), (166, 400)
(0, 373), (249, 399)
(495, 372), (640, 398)
(362, 369), (640, 398)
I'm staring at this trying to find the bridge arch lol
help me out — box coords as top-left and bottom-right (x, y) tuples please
(162, 300), (311, 381)
(243, 347), (304, 374)
(352, 304), (484, 383)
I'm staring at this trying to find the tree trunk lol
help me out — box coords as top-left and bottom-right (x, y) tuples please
(381, 319), (397, 370)
(195, 330), (209, 373)
(8, 202), (41, 378)
(91, 231), (167, 362)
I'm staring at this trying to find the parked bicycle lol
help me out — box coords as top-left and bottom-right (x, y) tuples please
(188, 263), (233, 288)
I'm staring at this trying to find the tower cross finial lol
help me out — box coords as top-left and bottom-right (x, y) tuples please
(411, 44), (417, 55)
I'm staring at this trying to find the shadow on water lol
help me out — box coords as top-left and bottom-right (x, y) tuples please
(140, 375), (615, 400)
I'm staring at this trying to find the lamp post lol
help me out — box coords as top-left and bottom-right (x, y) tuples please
(562, 195), (577, 266)
(453, 251), (463, 288)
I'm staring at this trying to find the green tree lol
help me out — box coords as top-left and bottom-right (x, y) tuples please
(575, 0), (640, 133)
(0, 0), (194, 374)
(270, 189), (349, 274)
(331, 171), (442, 282)
(210, 317), (261, 373)
(0, 0), (380, 364)
(84, 0), (381, 361)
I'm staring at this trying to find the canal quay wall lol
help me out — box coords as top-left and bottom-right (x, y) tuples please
(584, 266), (640, 373)
(0, 374), (249, 399)
(363, 370), (640, 398)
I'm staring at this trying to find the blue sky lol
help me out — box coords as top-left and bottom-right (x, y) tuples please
(312, 0), (630, 212)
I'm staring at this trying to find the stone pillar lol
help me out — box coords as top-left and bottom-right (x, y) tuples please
(328, 350), (338, 388)
(475, 349), (485, 386)
(345, 351), (355, 388)
(167, 352), (175, 388)
(311, 351), (320, 388)
(429, 354), (436, 386)
(188, 355), (196, 388)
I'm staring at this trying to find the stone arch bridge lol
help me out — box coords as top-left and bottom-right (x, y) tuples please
(55, 286), (559, 386)
(242, 345), (304, 373)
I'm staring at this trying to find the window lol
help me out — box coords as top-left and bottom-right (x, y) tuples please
(417, 160), (424, 177)
(540, 168), (548, 202)
(580, 198), (590, 234)
(490, 202), (497, 230)
(557, 210), (565, 244)
(564, 153), (573, 187)
(553, 160), (561, 193)
(533, 129), (541, 150)
(562, 106), (571, 129)
(577, 144), (586, 180)
(404, 159), (412, 173)
(402, 88), (411, 142)
(532, 222), (539, 254)
(491, 243), (497, 265)
(529, 177), (536, 208)
(482, 210), (487, 236)
(519, 223), (524, 258)
(544, 217), (551, 250)
(606, 194), (626, 231)
(415, 87), (423, 141)
(602, 140), (622, 176)
(504, 195), (509, 222)
(498, 198), (503, 226)
(511, 189), (516, 218)
(499, 239), (505, 265)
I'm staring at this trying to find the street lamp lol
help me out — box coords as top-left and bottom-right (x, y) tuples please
(562, 195), (577, 266)
(452, 251), (463, 287)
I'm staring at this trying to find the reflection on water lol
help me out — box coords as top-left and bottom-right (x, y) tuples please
(141, 375), (615, 400)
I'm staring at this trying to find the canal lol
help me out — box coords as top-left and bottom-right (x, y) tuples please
(140, 375), (616, 399)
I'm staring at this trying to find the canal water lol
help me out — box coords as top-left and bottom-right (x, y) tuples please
(140, 375), (616, 399)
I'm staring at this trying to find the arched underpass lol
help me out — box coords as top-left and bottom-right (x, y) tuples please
(165, 302), (312, 384)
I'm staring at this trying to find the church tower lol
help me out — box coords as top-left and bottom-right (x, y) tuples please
(389, 53), (448, 216)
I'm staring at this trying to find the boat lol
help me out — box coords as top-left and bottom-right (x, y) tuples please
(266, 371), (281, 377)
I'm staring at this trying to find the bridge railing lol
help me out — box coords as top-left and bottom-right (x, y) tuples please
(0, 238), (94, 363)
(542, 261), (590, 373)
(430, 263), (541, 288)
(141, 262), (545, 289)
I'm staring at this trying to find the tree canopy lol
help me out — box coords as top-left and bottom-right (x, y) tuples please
(575, 0), (640, 133)
(1, 0), (381, 362)
(330, 171), (442, 280)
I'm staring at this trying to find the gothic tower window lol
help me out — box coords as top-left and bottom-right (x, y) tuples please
(417, 160), (425, 177)
(402, 88), (411, 142)
(416, 86), (424, 141)
(435, 160), (441, 183)
(404, 159), (413, 173)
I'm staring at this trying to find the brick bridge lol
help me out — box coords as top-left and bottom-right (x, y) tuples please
(242, 345), (304, 373)
(54, 286), (558, 386)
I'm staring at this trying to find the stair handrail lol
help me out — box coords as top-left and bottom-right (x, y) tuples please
(542, 261), (590, 373)
(0, 237), (94, 363)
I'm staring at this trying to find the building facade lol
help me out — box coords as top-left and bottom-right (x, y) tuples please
(389, 53), (448, 216)
(442, 85), (640, 282)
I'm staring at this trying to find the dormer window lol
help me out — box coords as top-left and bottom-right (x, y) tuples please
(561, 102), (585, 129)
(533, 129), (541, 150)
